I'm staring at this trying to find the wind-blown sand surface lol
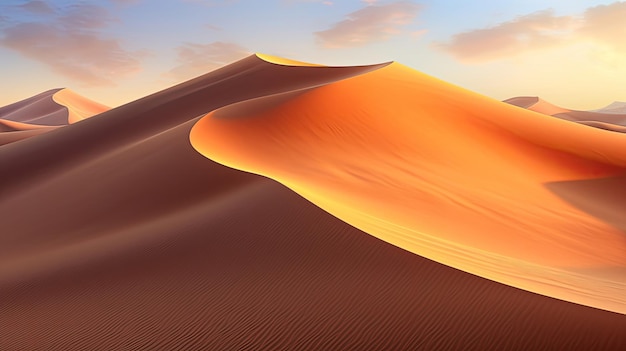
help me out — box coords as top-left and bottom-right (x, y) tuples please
(3, 55), (626, 350)
(193, 58), (626, 315)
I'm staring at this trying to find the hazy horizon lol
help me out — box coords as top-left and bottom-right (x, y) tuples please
(2, 0), (625, 110)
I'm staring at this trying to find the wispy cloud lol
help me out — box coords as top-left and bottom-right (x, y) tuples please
(578, 1), (626, 53)
(435, 10), (576, 62)
(168, 41), (250, 81)
(436, 1), (626, 63)
(315, 1), (421, 48)
(0, 3), (143, 86)
(19, 1), (55, 14)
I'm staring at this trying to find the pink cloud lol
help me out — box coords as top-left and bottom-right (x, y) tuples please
(437, 1), (626, 63)
(315, 1), (421, 48)
(0, 3), (143, 86)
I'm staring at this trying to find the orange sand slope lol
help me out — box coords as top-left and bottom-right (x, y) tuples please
(4, 54), (626, 350)
(192, 58), (626, 315)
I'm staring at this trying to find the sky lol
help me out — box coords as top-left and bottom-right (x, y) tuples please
(1, 0), (625, 110)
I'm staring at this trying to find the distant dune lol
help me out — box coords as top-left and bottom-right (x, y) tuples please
(2, 54), (626, 350)
(0, 88), (108, 145)
(503, 96), (571, 115)
(505, 96), (626, 129)
(594, 101), (626, 114)
(52, 88), (109, 124)
(193, 58), (626, 315)
(0, 88), (68, 126)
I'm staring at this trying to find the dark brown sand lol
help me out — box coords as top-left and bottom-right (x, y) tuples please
(2, 55), (626, 350)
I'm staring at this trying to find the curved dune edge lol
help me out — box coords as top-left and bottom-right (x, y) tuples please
(595, 101), (626, 114)
(255, 53), (323, 67)
(0, 89), (69, 126)
(52, 88), (109, 124)
(505, 96), (626, 128)
(504, 96), (571, 115)
(0, 118), (53, 132)
(0, 118), (57, 146)
(191, 60), (626, 314)
(577, 121), (626, 133)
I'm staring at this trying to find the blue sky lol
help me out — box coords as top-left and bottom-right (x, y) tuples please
(1, 0), (625, 109)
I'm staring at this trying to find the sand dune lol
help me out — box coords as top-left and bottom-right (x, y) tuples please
(594, 101), (626, 114)
(1, 88), (67, 126)
(192, 59), (626, 315)
(0, 88), (107, 145)
(0, 119), (51, 132)
(503, 96), (571, 115)
(3, 54), (626, 350)
(0, 88), (107, 126)
(505, 96), (626, 128)
(52, 88), (110, 124)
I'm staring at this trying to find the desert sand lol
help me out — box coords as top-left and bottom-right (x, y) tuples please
(52, 88), (110, 124)
(192, 56), (626, 315)
(2, 54), (626, 350)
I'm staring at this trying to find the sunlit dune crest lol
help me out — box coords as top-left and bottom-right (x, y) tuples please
(192, 58), (626, 314)
(504, 96), (570, 115)
(52, 88), (110, 124)
(255, 53), (323, 67)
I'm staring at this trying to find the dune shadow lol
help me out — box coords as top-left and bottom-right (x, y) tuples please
(545, 173), (626, 235)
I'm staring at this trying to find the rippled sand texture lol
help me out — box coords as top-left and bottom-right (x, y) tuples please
(3, 55), (626, 350)
(192, 56), (626, 315)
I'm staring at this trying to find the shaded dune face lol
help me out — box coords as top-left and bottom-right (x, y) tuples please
(3, 55), (626, 350)
(192, 61), (626, 314)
